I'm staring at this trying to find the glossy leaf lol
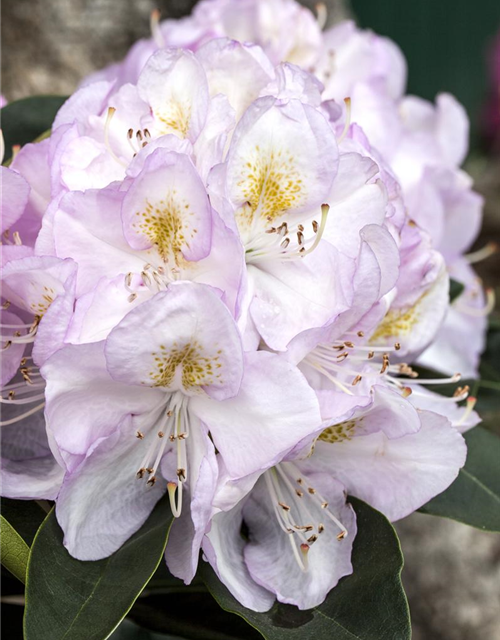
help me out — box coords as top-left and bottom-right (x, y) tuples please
(24, 496), (173, 640)
(200, 498), (411, 640)
(420, 426), (500, 531)
(1, 95), (67, 161)
(110, 619), (185, 640)
(449, 278), (465, 302)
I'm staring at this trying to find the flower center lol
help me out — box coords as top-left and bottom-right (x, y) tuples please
(135, 391), (189, 517)
(244, 203), (329, 265)
(263, 461), (347, 572)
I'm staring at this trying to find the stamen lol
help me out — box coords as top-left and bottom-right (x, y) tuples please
(465, 242), (498, 264)
(315, 2), (327, 29)
(337, 98), (352, 144)
(104, 108), (127, 168)
(455, 396), (477, 427)
(150, 9), (165, 48)
(0, 402), (45, 426)
(456, 288), (495, 317)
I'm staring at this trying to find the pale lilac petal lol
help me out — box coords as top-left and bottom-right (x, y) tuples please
(1, 167), (30, 234)
(244, 473), (355, 609)
(190, 350), (321, 478)
(55, 416), (166, 560)
(203, 501), (275, 612)
(105, 283), (244, 400)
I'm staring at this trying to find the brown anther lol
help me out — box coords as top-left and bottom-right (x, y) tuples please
(265, 227), (276, 234)
(20, 357), (27, 366)
(277, 222), (288, 236)
(337, 531), (347, 540)
(357, 330), (364, 337)
(146, 467), (154, 473)
(307, 487), (316, 494)
(128, 293), (138, 303)
(278, 502), (291, 511)
(312, 220), (318, 233)
(394, 342), (401, 351)
(147, 476), (157, 487)
(296, 478), (303, 484)
(136, 468), (146, 479)
(13, 231), (22, 245)
(143, 128), (151, 138)
(14, 331), (21, 337)
(280, 238), (290, 249)
(20, 368), (32, 383)
(158, 431), (164, 438)
(336, 352), (348, 361)
(127, 128), (133, 139)
(167, 410), (172, 416)
(454, 385), (469, 397)
(178, 432), (187, 440)
(297, 231), (304, 245)
(298, 224), (304, 232)
(8, 391), (15, 399)
(136, 431), (144, 439)
(344, 341), (354, 348)
(177, 468), (186, 481)
(2, 340), (12, 350)
(352, 375), (362, 386)
(380, 354), (390, 374)
(368, 351), (375, 359)
(136, 130), (143, 141)
(318, 524), (325, 533)
(321, 501), (328, 509)
(169, 434), (176, 442)
(307, 534), (318, 544)
(2, 301), (11, 309)
(295, 489), (304, 497)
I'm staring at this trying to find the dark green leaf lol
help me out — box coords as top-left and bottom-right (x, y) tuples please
(420, 426), (500, 531)
(0, 498), (47, 546)
(449, 278), (465, 302)
(129, 592), (261, 640)
(109, 619), (185, 640)
(24, 496), (173, 640)
(1, 96), (67, 161)
(200, 498), (411, 640)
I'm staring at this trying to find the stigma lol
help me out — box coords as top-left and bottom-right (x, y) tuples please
(135, 391), (189, 518)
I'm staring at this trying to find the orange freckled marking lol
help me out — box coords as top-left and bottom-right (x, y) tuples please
(155, 100), (191, 138)
(149, 341), (224, 391)
(135, 193), (195, 262)
(237, 145), (305, 228)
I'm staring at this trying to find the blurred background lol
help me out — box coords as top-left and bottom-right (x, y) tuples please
(2, 0), (500, 638)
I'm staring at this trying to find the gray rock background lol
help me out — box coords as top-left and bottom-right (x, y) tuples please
(2, 1), (500, 638)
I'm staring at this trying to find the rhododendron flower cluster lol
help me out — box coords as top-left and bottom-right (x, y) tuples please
(1, 0), (488, 612)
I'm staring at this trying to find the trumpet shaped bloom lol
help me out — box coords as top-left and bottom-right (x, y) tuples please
(41, 283), (322, 572)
